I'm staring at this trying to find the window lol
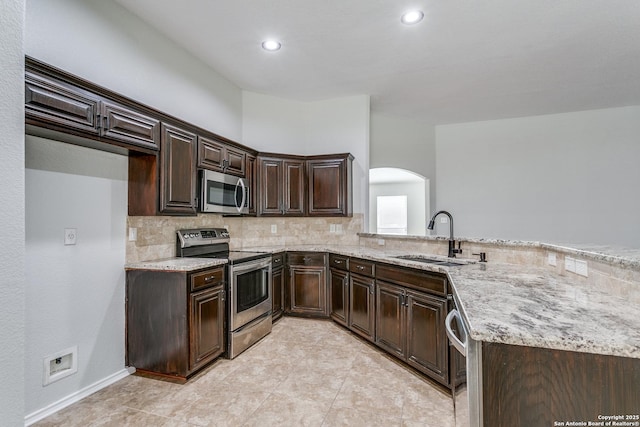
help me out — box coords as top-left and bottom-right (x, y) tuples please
(376, 195), (408, 235)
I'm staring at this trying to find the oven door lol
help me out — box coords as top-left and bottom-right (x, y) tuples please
(201, 169), (248, 214)
(229, 257), (272, 331)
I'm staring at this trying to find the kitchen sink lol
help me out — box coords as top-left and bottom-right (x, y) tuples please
(393, 255), (468, 267)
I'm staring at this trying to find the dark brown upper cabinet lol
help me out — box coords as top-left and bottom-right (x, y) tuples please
(25, 68), (101, 136)
(257, 153), (352, 217)
(159, 123), (197, 215)
(25, 57), (160, 154)
(307, 153), (353, 217)
(100, 100), (160, 151)
(258, 155), (306, 216)
(198, 136), (246, 177)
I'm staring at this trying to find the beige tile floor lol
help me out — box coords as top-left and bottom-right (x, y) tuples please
(35, 317), (454, 426)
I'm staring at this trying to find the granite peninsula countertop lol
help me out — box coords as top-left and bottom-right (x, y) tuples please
(243, 244), (640, 359)
(124, 242), (639, 359)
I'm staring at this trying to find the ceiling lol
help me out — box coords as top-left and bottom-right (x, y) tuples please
(114, 0), (640, 124)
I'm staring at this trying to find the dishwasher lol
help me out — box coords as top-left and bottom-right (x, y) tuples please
(446, 297), (483, 427)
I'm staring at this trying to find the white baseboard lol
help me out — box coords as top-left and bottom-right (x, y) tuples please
(24, 368), (133, 426)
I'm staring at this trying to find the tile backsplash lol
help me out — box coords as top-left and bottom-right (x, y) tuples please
(126, 214), (363, 263)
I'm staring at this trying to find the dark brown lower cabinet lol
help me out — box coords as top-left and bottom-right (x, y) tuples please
(189, 286), (225, 371)
(348, 274), (375, 342)
(126, 267), (225, 382)
(288, 266), (327, 316)
(482, 342), (640, 427)
(329, 268), (349, 326)
(375, 280), (448, 386)
(286, 252), (327, 317)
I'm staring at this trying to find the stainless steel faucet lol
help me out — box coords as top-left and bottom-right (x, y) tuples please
(427, 210), (462, 258)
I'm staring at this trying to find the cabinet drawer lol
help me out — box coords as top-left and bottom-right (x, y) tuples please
(272, 252), (285, 269)
(190, 267), (225, 292)
(329, 254), (349, 271)
(376, 264), (447, 296)
(288, 252), (326, 266)
(350, 258), (375, 277)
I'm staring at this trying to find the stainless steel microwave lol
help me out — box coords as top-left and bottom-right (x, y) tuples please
(200, 169), (249, 214)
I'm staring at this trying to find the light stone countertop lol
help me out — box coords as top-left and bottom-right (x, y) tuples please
(244, 244), (640, 359)
(123, 242), (639, 359)
(125, 257), (227, 271)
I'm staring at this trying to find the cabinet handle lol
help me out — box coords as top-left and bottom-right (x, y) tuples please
(343, 277), (348, 287)
(334, 260), (343, 264)
(274, 258), (281, 263)
(303, 257), (310, 262)
(356, 265), (365, 271)
(369, 284), (374, 295)
(221, 290), (226, 302)
(204, 275), (217, 282)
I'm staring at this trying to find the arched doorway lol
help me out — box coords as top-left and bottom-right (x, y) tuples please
(369, 168), (428, 236)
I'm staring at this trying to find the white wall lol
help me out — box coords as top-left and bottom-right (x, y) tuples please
(370, 113), (436, 220)
(370, 181), (427, 236)
(0, 0), (26, 425)
(435, 106), (640, 247)
(25, 137), (128, 416)
(25, 0), (243, 141)
(243, 92), (370, 216)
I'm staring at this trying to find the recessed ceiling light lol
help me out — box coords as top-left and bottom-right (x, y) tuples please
(401, 10), (424, 25)
(261, 40), (281, 51)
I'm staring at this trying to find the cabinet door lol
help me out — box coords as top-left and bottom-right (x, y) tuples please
(189, 285), (225, 372)
(25, 71), (99, 135)
(100, 101), (159, 151)
(198, 136), (225, 172)
(258, 158), (283, 215)
(224, 146), (246, 177)
(406, 290), (448, 384)
(272, 267), (284, 321)
(375, 281), (406, 359)
(349, 274), (375, 342)
(289, 266), (327, 316)
(329, 268), (349, 327)
(283, 160), (306, 216)
(307, 157), (350, 216)
(160, 123), (197, 215)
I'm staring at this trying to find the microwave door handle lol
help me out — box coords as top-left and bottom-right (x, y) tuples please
(235, 179), (246, 213)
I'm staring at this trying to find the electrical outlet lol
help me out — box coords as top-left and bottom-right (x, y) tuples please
(128, 227), (137, 242)
(377, 239), (385, 246)
(64, 228), (77, 245)
(575, 260), (589, 277)
(330, 224), (336, 233)
(270, 224), (277, 234)
(565, 256), (576, 273)
(336, 224), (343, 233)
(548, 253), (557, 266)
(440, 217), (448, 223)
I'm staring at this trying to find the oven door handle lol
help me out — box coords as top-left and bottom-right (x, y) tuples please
(445, 309), (467, 356)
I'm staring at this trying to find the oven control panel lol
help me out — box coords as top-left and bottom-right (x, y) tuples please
(177, 228), (230, 248)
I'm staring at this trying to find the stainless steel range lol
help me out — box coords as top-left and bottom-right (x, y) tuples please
(176, 228), (272, 359)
